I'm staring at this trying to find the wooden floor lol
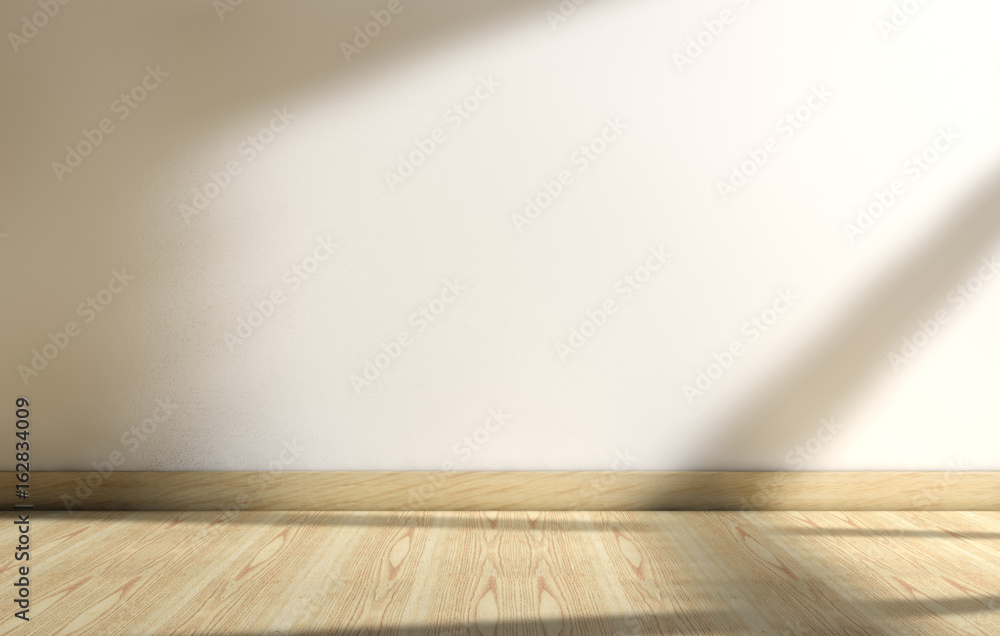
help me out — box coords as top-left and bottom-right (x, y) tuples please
(1, 511), (998, 635)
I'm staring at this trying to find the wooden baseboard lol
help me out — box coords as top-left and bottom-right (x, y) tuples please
(3, 471), (998, 510)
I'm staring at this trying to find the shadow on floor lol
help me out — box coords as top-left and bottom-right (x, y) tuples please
(216, 595), (1000, 636)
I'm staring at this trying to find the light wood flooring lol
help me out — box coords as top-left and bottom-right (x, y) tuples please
(1, 511), (998, 635)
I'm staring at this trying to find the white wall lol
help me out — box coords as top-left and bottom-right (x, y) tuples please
(3, 0), (1000, 472)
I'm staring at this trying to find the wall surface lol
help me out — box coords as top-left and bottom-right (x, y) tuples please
(3, 0), (1000, 471)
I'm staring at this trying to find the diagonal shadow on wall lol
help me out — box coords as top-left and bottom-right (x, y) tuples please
(680, 164), (1000, 479)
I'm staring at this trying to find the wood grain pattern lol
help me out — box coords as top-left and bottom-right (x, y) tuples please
(2, 471), (999, 510)
(1, 511), (998, 635)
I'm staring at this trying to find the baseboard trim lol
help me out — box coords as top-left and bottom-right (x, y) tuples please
(3, 471), (998, 511)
